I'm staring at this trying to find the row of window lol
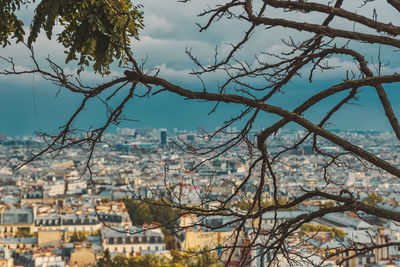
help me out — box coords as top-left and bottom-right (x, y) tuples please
(2, 226), (98, 233)
(358, 256), (373, 265)
(107, 236), (163, 245)
(35, 219), (98, 226)
(109, 245), (165, 253)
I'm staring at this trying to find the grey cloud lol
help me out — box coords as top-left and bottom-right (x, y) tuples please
(3, 0), (400, 85)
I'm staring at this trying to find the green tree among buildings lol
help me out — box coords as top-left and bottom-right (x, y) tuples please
(97, 248), (222, 267)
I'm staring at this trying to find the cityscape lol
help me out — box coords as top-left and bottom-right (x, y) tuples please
(2, 0), (400, 266)
(0, 128), (399, 266)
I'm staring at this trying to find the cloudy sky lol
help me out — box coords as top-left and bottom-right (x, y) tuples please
(1, 0), (400, 136)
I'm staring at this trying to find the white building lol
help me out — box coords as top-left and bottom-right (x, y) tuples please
(101, 226), (168, 257)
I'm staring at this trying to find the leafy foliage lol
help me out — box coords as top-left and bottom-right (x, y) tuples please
(0, 0), (143, 74)
(124, 198), (181, 250)
(170, 248), (222, 267)
(97, 249), (222, 267)
(14, 229), (36, 238)
(97, 249), (112, 267)
(69, 230), (87, 242)
(0, 0), (28, 46)
(364, 192), (383, 206)
(124, 198), (180, 228)
(299, 223), (347, 238)
(88, 229), (101, 236)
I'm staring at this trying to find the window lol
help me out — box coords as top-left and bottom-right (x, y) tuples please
(108, 238), (114, 244)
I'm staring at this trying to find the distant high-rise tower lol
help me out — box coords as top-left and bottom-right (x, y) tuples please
(160, 129), (167, 145)
(186, 134), (195, 143)
(0, 133), (6, 142)
(196, 126), (206, 135)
